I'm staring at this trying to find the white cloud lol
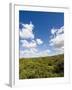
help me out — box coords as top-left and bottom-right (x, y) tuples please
(49, 26), (64, 54)
(19, 21), (45, 58)
(20, 21), (34, 39)
(57, 26), (64, 35)
(21, 38), (43, 49)
(23, 48), (37, 54)
(50, 34), (64, 48)
(23, 21), (34, 30)
(20, 49), (51, 58)
(36, 39), (43, 45)
(37, 49), (51, 57)
(20, 48), (38, 58)
(30, 48), (38, 53)
(51, 28), (57, 35)
(21, 40), (37, 48)
(46, 49), (51, 53)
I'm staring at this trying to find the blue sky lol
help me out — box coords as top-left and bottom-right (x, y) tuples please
(19, 10), (64, 58)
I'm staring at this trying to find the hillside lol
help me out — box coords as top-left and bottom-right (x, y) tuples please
(19, 54), (64, 79)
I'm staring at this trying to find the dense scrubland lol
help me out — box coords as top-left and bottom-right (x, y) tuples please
(19, 54), (64, 79)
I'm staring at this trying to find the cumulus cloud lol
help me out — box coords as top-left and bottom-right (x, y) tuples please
(21, 40), (37, 48)
(49, 26), (64, 54)
(57, 26), (64, 35)
(21, 39), (43, 49)
(36, 38), (43, 45)
(19, 21), (44, 58)
(20, 22), (43, 49)
(20, 21), (34, 39)
(51, 28), (57, 35)
(50, 34), (64, 48)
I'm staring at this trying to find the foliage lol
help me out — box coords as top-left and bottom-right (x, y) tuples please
(19, 54), (64, 79)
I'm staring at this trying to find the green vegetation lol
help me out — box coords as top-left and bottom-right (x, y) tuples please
(19, 54), (64, 79)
